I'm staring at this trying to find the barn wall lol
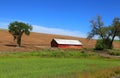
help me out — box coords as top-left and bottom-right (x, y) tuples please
(51, 40), (58, 47)
(58, 44), (83, 49)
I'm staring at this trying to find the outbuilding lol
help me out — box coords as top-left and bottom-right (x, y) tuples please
(51, 38), (83, 49)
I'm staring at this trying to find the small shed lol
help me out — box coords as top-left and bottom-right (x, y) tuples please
(51, 38), (83, 49)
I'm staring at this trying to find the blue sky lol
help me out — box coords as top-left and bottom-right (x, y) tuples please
(0, 0), (120, 37)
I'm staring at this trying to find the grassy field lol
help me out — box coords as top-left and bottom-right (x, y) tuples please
(0, 50), (120, 78)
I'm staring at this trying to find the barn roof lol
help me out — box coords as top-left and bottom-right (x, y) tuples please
(53, 38), (83, 45)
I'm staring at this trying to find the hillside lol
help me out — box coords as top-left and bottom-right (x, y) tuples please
(0, 30), (119, 52)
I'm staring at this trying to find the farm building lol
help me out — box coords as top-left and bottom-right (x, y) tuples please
(51, 38), (83, 49)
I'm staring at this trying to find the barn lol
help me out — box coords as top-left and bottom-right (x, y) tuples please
(51, 38), (83, 49)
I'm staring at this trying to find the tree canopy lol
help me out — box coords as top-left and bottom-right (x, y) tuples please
(8, 21), (32, 47)
(87, 16), (120, 49)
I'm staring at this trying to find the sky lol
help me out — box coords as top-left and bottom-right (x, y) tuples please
(0, 0), (120, 38)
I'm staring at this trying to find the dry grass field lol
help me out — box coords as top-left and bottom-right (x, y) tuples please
(0, 30), (119, 52)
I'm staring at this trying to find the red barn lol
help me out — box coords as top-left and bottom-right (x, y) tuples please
(51, 38), (83, 49)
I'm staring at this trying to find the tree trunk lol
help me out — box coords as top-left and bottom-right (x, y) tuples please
(110, 30), (118, 49)
(109, 35), (116, 49)
(17, 36), (21, 47)
(109, 40), (114, 49)
(108, 41), (112, 49)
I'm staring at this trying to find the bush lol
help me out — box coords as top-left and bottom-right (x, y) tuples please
(95, 38), (113, 50)
(95, 40), (105, 50)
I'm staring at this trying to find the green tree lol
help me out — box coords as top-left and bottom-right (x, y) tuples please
(8, 21), (32, 47)
(87, 16), (120, 49)
(109, 18), (120, 48)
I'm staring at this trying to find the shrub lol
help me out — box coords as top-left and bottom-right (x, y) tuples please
(95, 40), (105, 50)
(95, 38), (113, 50)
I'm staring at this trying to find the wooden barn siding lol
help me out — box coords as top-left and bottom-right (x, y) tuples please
(58, 44), (83, 49)
(51, 40), (58, 47)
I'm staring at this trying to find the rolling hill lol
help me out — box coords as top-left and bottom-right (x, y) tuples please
(0, 30), (119, 52)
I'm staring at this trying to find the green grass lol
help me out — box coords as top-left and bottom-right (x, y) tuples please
(107, 49), (120, 56)
(0, 49), (98, 58)
(0, 50), (120, 78)
(0, 58), (120, 78)
(114, 40), (120, 42)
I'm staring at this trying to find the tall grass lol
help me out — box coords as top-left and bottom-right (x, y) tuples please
(108, 49), (120, 56)
(0, 49), (98, 58)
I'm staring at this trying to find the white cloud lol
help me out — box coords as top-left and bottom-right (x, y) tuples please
(0, 22), (87, 38)
(33, 25), (87, 38)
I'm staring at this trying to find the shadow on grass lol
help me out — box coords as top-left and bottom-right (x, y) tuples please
(5, 44), (26, 48)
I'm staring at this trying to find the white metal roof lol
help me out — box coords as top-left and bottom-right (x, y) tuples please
(53, 38), (83, 45)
